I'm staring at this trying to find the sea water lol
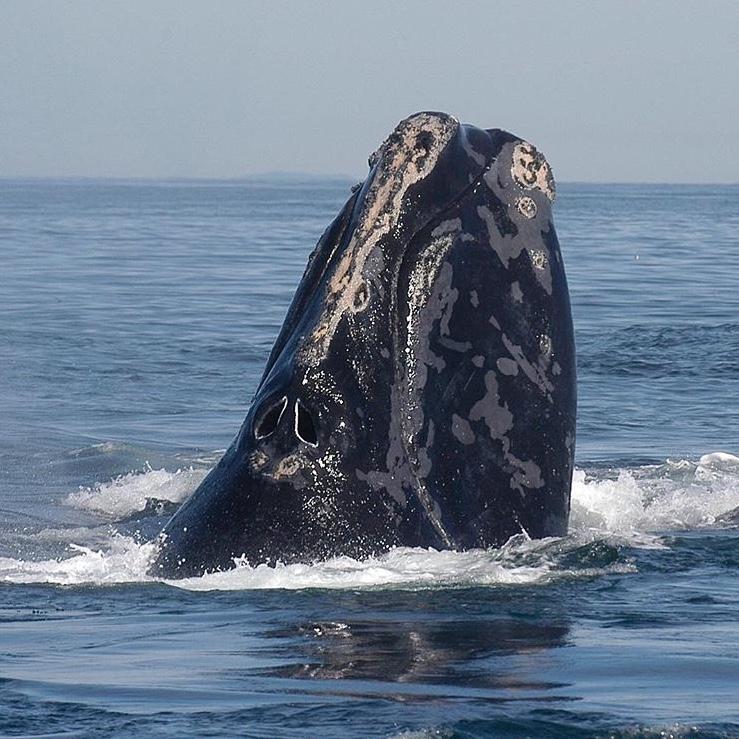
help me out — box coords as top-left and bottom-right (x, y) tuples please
(0, 179), (738, 737)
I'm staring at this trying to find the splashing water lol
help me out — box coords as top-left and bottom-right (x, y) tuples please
(1, 453), (738, 590)
(570, 452), (739, 534)
(66, 465), (208, 519)
(0, 537), (159, 586)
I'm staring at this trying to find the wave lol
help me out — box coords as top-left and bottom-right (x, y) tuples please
(0, 536), (159, 586)
(66, 464), (207, 519)
(0, 532), (631, 590)
(577, 323), (739, 378)
(1, 452), (738, 590)
(570, 452), (739, 535)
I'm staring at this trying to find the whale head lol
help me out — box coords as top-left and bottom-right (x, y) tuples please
(152, 112), (576, 578)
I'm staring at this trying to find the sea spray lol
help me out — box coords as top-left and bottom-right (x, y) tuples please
(2, 454), (738, 589)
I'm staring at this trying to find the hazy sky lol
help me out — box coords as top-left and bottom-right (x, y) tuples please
(1, 1), (737, 182)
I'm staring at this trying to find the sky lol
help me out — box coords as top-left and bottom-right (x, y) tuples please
(1, 1), (737, 182)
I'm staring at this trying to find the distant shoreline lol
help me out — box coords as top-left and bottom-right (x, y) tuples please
(0, 175), (738, 187)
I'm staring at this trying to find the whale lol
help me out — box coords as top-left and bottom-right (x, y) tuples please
(152, 112), (576, 577)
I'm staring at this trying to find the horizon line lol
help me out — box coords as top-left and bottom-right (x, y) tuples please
(0, 173), (737, 187)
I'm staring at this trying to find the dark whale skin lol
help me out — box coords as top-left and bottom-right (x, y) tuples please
(151, 112), (576, 577)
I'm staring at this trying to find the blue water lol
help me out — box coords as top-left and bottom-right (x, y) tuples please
(1, 179), (738, 737)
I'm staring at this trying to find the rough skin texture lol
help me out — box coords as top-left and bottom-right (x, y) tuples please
(153, 112), (576, 578)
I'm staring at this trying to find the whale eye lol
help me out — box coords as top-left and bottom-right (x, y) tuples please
(254, 396), (287, 439)
(295, 400), (318, 447)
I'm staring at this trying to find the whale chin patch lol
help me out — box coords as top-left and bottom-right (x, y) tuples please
(254, 396), (287, 439)
(295, 400), (318, 446)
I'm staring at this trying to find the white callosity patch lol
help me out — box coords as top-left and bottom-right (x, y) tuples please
(481, 139), (555, 295)
(529, 250), (547, 270)
(510, 142), (556, 202)
(515, 196), (538, 219)
(305, 113), (458, 364)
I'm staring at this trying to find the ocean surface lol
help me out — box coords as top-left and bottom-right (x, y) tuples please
(1, 178), (738, 738)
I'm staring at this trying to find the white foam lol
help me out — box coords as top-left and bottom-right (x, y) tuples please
(0, 535), (157, 585)
(3, 452), (738, 589)
(697, 451), (739, 472)
(570, 452), (739, 537)
(66, 465), (207, 519)
(0, 531), (630, 590)
(168, 536), (632, 592)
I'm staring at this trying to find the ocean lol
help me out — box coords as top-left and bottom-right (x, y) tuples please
(0, 178), (738, 737)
